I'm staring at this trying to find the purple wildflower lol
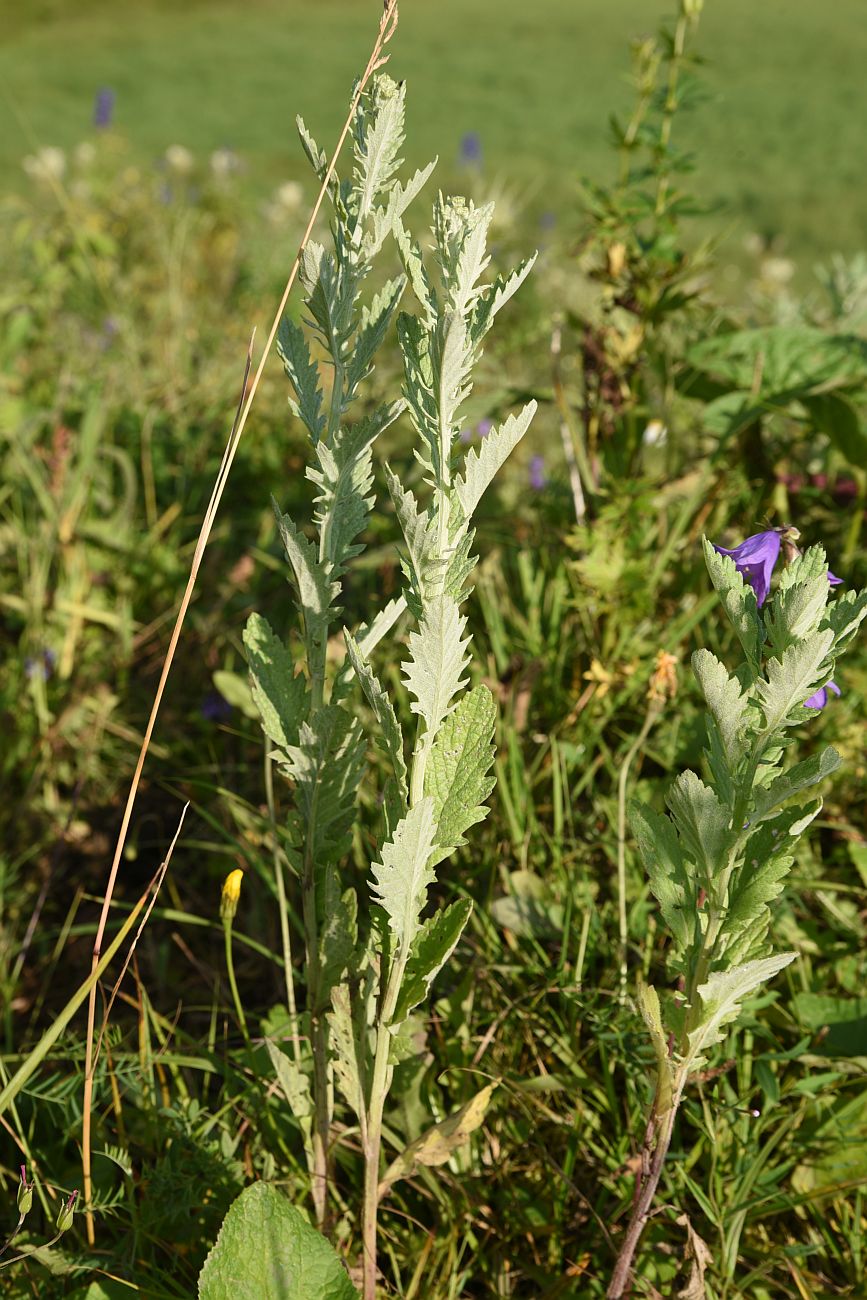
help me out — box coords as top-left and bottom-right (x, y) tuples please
(828, 570), (843, 587)
(24, 648), (57, 682)
(477, 418), (493, 438)
(539, 210), (557, 232)
(459, 426), (473, 444)
(713, 529), (781, 606)
(805, 680), (841, 710)
(201, 691), (232, 722)
(93, 88), (115, 130)
(459, 132), (482, 166)
(529, 455), (547, 491)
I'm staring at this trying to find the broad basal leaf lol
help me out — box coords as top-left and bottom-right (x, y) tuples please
(198, 1183), (357, 1300)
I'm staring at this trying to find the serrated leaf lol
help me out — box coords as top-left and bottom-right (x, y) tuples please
(719, 802), (821, 957)
(702, 538), (764, 670)
(685, 953), (796, 1069)
(198, 1182), (358, 1300)
(402, 595), (470, 742)
(243, 613), (308, 752)
(823, 587), (867, 653)
(332, 596), (407, 705)
(470, 255), (537, 344)
(692, 649), (750, 771)
(318, 870), (357, 1006)
(630, 800), (694, 953)
(352, 74), (406, 223)
(379, 1083), (496, 1194)
(393, 898), (472, 1022)
(766, 562), (831, 653)
(751, 747), (840, 822)
(395, 223), (435, 324)
(755, 629), (835, 732)
(370, 798), (438, 954)
(267, 1041), (313, 1128)
(666, 771), (731, 886)
(455, 403), (537, 521)
(274, 508), (338, 659)
(328, 984), (366, 1122)
(308, 404), (402, 578)
(277, 317), (325, 443)
(345, 279), (405, 397)
(344, 630), (408, 802)
(283, 706), (366, 865)
(425, 685), (496, 860)
(364, 161), (437, 259)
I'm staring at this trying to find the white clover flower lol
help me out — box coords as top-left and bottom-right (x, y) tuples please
(165, 144), (194, 175)
(22, 146), (66, 183)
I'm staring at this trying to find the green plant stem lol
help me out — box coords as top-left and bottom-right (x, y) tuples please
(362, 956), (405, 1300)
(0, 1230), (65, 1273)
(265, 753), (300, 1060)
(655, 12), (690, 216)
(0, 1217), (24, 1260)
(616, 704), (661, 1002)
(223, 917), (250, 1049)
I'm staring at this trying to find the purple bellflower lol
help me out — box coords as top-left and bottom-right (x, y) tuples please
(713, 529), (781, 607)
(712, 527), (845, 710)
(529, 455), (547, 491)
(805, 681), (841, 710)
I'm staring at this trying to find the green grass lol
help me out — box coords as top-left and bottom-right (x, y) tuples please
(2, 0), (867, 262)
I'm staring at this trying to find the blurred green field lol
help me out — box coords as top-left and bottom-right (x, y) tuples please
(2, 0), (866, 262)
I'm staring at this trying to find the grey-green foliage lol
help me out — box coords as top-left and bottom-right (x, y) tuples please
(632, 538), (867, 1082)
(242, 75), (436, 1192)
(239, 69), (536, 1239)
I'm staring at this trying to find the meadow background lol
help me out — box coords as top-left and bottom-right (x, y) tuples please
(2, 1), (867, 1296)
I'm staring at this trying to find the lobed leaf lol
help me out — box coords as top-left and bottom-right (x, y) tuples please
(243, 613), (308, 753)
(370, 798), (438, 954)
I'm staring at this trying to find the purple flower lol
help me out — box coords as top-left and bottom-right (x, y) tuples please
(477, 418), (493, 438)
(459, 132), (482, 166)
(713, 529), (782, 606)
(201, 690), (232, 722)
(805, 680), (841, 710)
(459, 426), (473, 444)
(24, 647), (57, 682)
(529, 455), (547, 491)
(828, 570), (843, 587)
(93, 88), (115, 130)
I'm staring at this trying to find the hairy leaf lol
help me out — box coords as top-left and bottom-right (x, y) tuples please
(344, 630), (408, 802)
(666, 771), (731, 886)
(685, 953), (796, 1069)
(702, 538), (764, 670)
(403, 595), (470, 743)
(393, 897), (473, 1023)
(243, 613), (308, 753)
(455, 403), (537, 522)
(751, 747), (840, 822)
(277, 317), (325, 443)
(630, 800), (694, 953)
(379, 1084), (496, 1193)
(425, 685), (496, 860)
(370, 798), (438, 954)
(283, 707), (366, 865)
(755, 629), (835, 732)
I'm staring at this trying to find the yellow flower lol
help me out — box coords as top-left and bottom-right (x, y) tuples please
(583, 658), (615, 699)
(220, 869), (244, 921)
